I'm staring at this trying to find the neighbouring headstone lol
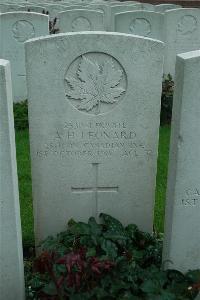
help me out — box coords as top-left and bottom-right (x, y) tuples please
(86, 3), (110, 30)
(155, 3), (182, 13)
(163, 50), (200, 272)
(0, 3), (26, 12)
(142, 3), (155, 11)
(25, 32), (164, 243)
(42, 3), (68, 20)
(24, 5), (46, 13)
(0, 12), (49, 102)
(110, 3), (142, 14)
(163, 8), (200, 77)
(58, 9), (105, 32)
(110, 4), (142, 30)
(0, 59), (25, 300)
(115, 11), (164, 41)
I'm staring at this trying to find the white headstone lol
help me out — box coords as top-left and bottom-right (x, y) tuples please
(0, 3), (26, 12)
(163, 8), (200, 77)
(0, 12), (49, 102)
(58, 9), (105, 32)
(25, 32), (164, 243)
(43, 4), (68, 20)
(115, 11), (164, 41)
(163, 50), (200, 272)
(155, 3), (182, 13)
(0, 59), (25, 300)
(86, 3), (110, 30)
(110, 4), (142, 31)
(142, 3), (155, 12)
(24, 5), (46, 13)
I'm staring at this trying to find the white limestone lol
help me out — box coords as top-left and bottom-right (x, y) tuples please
(110, 4), (142, 31)
(42, 4), (68, 20)
(0, 59), (25, 300)
(115, 11), (164, 41)
(0, 3), (26, 12)
(23, 5), (46, 13)
(58, 9), (105, 32)
(155, 3), (182, 12)
(25, 32), (164, 243)
(142, 3), (155, 11)
(0, 12), (49, 102)
(163, 50), (200, 272)
(163, 8), (200, 77)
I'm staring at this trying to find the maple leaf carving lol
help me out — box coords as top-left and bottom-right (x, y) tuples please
(65, 55), (125, 114)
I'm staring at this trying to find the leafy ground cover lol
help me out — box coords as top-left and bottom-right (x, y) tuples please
(25, 214), (199, 299)
(15, 126), (171, 247)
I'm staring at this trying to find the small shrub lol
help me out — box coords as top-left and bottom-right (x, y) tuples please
(13, 100), (29, 130)
(26, 214), (199, 299)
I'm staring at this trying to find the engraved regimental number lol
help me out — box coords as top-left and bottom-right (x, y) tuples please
(129, 18), (151, 37)
(177, 15), (197, 35)
(71, 17), (91, 31)
(65, 52), (127, 115)
(12, 20), (35, 42)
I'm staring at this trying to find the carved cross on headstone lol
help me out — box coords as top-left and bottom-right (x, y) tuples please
(71, 163), (119, 219)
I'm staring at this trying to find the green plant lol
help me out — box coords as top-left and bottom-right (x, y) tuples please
(26, 214), (200, 299)
(160, 74), (174, 125)
(14, 100), (29, 130)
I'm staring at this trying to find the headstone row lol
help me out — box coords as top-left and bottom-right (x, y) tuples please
(1, 30), (200, 298)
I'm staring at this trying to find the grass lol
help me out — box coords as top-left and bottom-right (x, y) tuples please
(15, 126), (171, 247)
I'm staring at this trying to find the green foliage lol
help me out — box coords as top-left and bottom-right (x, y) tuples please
(14, 100), (29, 130)
(160, 74), (174, 125)
(26, 214), (199, 300)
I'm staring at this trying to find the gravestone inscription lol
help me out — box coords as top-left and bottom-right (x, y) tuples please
(25, 32), (164, 243)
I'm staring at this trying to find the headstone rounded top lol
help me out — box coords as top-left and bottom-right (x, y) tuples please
(24, 31), (165, 46)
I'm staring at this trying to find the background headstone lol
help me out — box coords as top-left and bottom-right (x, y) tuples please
(155, 3), (182, 12)
(0, 59), (25, 300)
(25, 32), (164, 243)
(110, 4), (143, 30)
(0, 12), (49, 102)
(163, 8), (200, 77)
(0, 3), (26, 12)
(58, 9), (105, 32)
(163, 50), (200, 272)
(115, 11), (164, 41)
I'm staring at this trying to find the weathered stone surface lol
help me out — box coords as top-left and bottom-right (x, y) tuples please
(26, 32), (164, 243)
(0, 59), (25, 300)
(0, 12), (49, 102)
(87, 3), (110, 30)
(155, 3), (182, 12)
(163, 8), (200, 77)
(142, 3), (155, 11)
(42, 3), (68, 20)
(0, 3), (26, 12)
(23, 5), (46, 13)
(115, 11), (164, 40)
(110, 4), (143, 30)
(163, 50), (200, 272)
(58, 9), (105, 32)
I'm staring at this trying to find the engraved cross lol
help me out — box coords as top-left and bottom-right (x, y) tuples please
(71, 163), (119, 219)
